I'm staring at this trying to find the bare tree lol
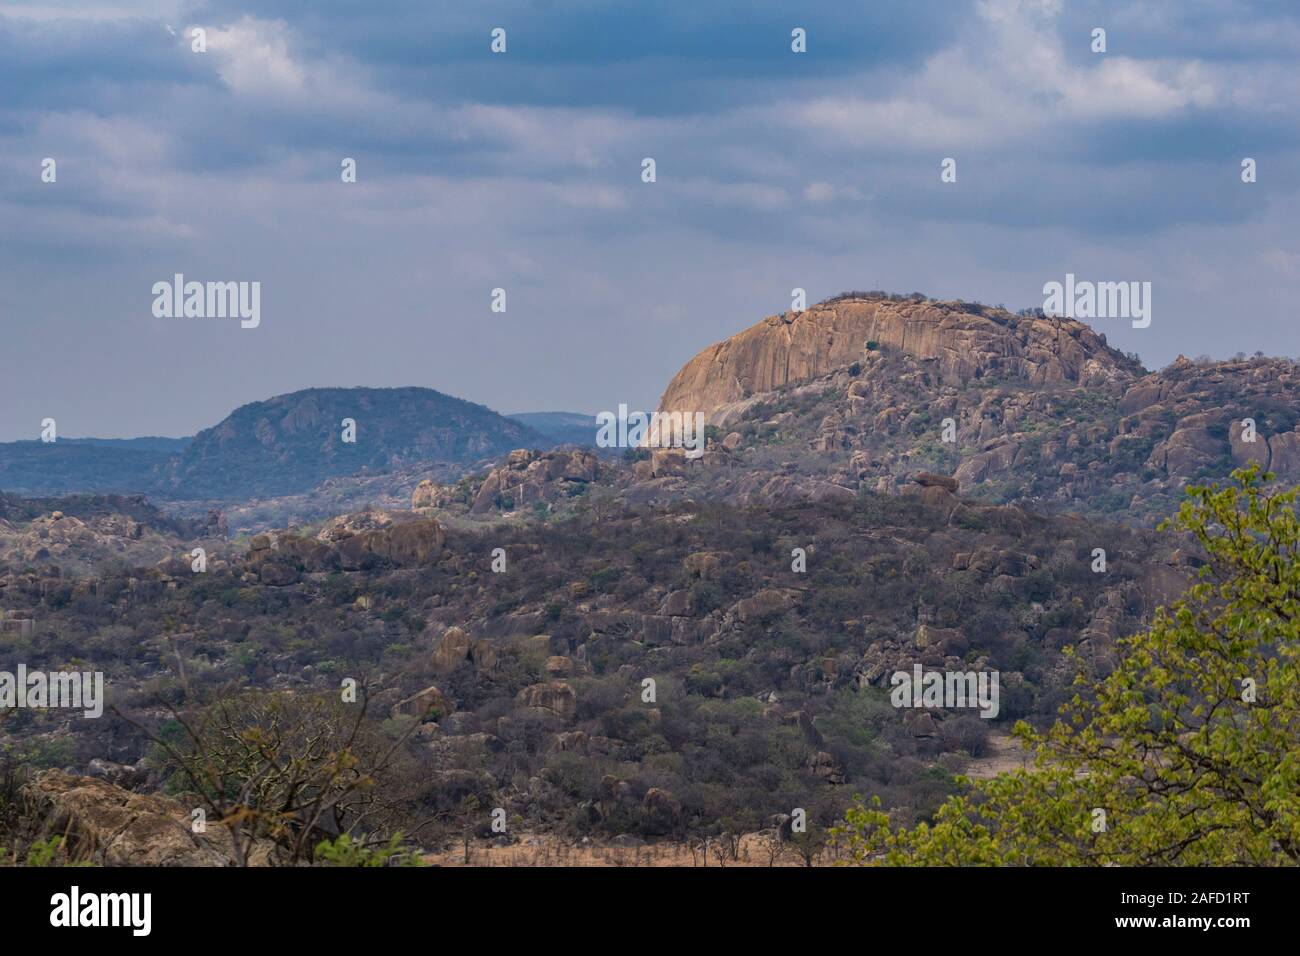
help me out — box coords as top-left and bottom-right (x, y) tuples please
(114, 682), (427, 865)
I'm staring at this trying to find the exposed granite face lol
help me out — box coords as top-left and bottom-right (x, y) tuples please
(658, 296), (1138, 421)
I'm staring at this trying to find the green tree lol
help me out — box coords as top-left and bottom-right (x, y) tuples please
(314, 833), (424, 867)
(837, 465), (1300, 865)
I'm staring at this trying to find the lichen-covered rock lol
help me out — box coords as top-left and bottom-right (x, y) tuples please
(434, 626), (472, 672)
(391, 684), (451, 722)
(320, 515), (444, 570)
(517, 681), (577, 720)
(22, 770), (282, 866)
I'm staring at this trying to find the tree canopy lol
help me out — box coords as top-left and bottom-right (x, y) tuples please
(837, 465), (1300, 865)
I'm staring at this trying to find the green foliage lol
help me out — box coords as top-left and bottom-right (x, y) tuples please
(25, 836), (64, 866)
(7, 836), (94, 867)
(837, 466), (1300, 865)
(314, 833), (424, 867)
(587, 566), (623, 593)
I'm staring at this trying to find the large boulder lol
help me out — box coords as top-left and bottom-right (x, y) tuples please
(517, 682), (577, 720)
(1229, 420), (1270, 468)
(412, 479), (457, 512)
(22, 770), (282, 866)
(682, 551), (722, 580)
(434, 626), (473, 673)
(373, 519), (445, 565)
(642, 787), (682, 835)
(331, 516), (445, 569)
(650, 448), (688, 477)
(913, 471), (959, 493)
(1269, 431), (1300, 474)
(733, 588), (797, 624)
(470, 639), (499, 673)
(390, 685), (451, 722)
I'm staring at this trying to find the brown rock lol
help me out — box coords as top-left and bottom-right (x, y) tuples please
(470, 639), (499, 673)
(23, 770), (282, 866)
(411, 479), (447, 512)
(734, 588), (797, 623)
(658, 297), (1132, 423)
(517, 682), (577, 720)
(683, 551), (722, 580)
(650, 447), (688, 477)
(661, 589), (691, 616)
(916, 624), (963, 649)
(545, 655), (575, 677)
(1229, 419), (1270, 468)
(391, 685), (450, 722)
(913, 472), (959, 493)
(434, 626), (472, 672)
(1268, 431), (1300, 474)
(331, 516), (445, 569)
(374, 519), (445, 565)
(642, 787), (682, 834)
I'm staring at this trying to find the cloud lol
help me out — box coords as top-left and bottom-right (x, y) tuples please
(198, 17), (307, 97)
(1, 0), (1299, 440)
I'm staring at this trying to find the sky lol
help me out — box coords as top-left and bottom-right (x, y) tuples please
(1, 0), (1299, 441)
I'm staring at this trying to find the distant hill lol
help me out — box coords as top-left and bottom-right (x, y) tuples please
(0, 387), (542, 502)
(60, 436), (191, 453)
(507, 411), (600, 447)
(0, 441), (174, 496)
(156, 387), (542, 500)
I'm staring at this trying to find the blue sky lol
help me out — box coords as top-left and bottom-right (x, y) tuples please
(2, 0), (1299, 440)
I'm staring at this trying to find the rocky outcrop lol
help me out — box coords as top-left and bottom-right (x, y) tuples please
(517, 681), (577, 720)
(410, 448), (601, 517)
(433, 626), (473, 672)
(732, 588), (799, 624)
(913, 472), (959, 493)
(659, 295), (1136, 422)
(319, 514), (445, 569)
(22, 770), (282, 866)
(390, 685), (451, 722)
(646, 299), (1300, 525)
(0, 504), (200, 572)
(238, 512), (445, 579)
(642, 787), (682, 835)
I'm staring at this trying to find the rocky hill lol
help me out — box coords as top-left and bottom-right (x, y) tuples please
(0, 388), (543, 504)
(654, 293), (1300, 525)
(156, 387), (542, 501)
(659, 292), (1141, 422)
